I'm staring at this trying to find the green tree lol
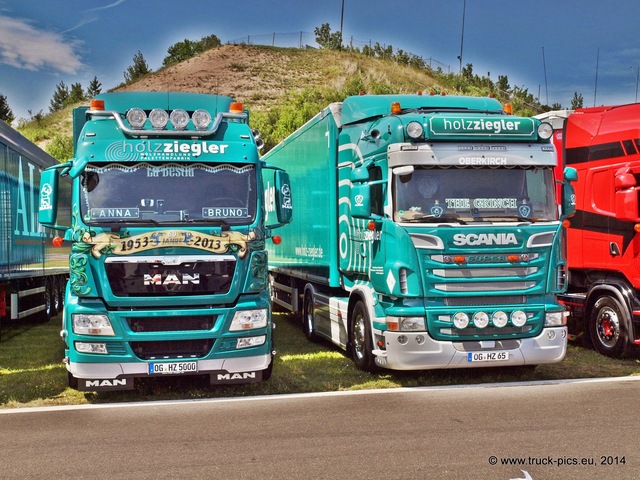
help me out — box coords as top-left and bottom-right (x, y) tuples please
(163, 39), (198, 66)
(69, 82), (85, 104)
(163, 34), (222, 67)
(124, 50), (151, 84)
(87, 76), (102, 98)
(314, 23), (342, 50)
(197, 34), (221, 52)
(570, 92), (584, 109)
(46, 133), (73, 163)
(0, 94), (14, 124)
(49, 81), (69, 113)
(496, 75), (510, 95)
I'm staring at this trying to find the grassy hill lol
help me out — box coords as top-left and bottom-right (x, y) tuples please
(17, 44), (534, 159)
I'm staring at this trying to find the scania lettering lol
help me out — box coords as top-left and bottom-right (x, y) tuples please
(38, 92), (292, 390)
(452, 233), (519, 246)
(0, 120), (69, 339)
(265, 93), (576, 371)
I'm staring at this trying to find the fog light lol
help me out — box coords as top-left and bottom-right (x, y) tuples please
(511, 310), (527, 327)
(453, 312), (469, 329)
(170, 109), (190, 130)
(492, 311), (508, 328)
(126, 108), (146, 128)
(75, 342), (108, 354)
(149, 108), (169, 130)
(397, 335), (408, 345)
(473, 311), (489, 329)
(237, 336), (266, 349)
(406, 121), (424, 139)
(192, 109), (212, 130)
(415, 335), (425, 345)
(547, 330), (556, 340)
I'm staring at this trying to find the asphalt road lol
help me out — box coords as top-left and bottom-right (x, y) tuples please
(1, 377), (639, 480)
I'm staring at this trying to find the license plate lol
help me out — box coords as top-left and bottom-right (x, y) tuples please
(148, 361), (198, 375)
(467, 351), (509, 363)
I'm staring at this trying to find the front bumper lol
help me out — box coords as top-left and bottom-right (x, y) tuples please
(66, 353), (271, 391)
(374, 326), (568, 370)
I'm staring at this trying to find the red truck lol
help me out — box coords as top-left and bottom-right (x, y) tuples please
(537, 104), (640, 357)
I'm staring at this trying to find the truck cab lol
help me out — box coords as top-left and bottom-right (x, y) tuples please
(39, 92), (291, 390)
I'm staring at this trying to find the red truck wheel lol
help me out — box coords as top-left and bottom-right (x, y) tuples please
(589, 295), (633, 358)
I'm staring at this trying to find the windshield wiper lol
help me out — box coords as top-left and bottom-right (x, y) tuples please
(401, 213), (467, 224)
(475, 215), (537, 223)
(184, 218), (231, 230)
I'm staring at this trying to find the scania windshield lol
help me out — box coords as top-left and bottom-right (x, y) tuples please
(393, 165), (557, 223)
(79, 162), (257, 226)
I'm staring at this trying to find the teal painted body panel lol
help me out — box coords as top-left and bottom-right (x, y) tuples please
(46, 92), (274, 389)
(265, 105), (342, 286)
(264, 94), (568, 371)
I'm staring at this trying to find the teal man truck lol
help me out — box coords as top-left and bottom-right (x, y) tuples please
(38, 92), (291, 390)
(264, 93), (576, 371)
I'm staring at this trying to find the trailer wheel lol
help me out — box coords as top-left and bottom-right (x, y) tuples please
(44, 279), (56, 319)
(302, 291), (318, 341)
(350, 301), (378, 372)
(589, 295), (633, 358)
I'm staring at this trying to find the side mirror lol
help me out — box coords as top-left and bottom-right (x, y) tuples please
(614, 166), (640, 221)
(38, 168), (59, 227)
(274, 170), (292, 225)
(561, 167), (577, 218)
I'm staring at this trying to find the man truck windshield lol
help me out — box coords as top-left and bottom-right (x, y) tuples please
(80, 162), (257, 225)
(393, 166), (557, 223)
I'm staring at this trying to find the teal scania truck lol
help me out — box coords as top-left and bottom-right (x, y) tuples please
(264, 93), (576, 371)
(38, 92), (292, 390)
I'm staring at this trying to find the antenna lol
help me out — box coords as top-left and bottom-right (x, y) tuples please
(542, 46), (549, 105)
(594, 48), (600, 106)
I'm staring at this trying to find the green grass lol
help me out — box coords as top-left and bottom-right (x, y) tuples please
(1, 313), (639, 409)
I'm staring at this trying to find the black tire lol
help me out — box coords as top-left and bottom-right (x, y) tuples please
(262, 357), (274, 382)
(589, 295), (633, 358)
(350, 300), (378, 372)
(302, 291), (318, 341)
(45, 279), (56, 318)
(68, 371), (79, 390)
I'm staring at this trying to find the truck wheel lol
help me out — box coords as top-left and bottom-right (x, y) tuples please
(68, 371), (79, 390)
(302, 291), (318, 341)
(350, 301), (378, 372)
(45, 279), (56, 318)
(589, 295), (633, 358)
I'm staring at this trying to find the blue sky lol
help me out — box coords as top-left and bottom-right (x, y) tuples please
(1, 0), (639, 123)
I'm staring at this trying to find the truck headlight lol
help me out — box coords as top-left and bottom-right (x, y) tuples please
(230, 309), (268, 331)
(75, 342), (108, 354)
(545, 311), (567, 326)
(387, 316), (426, 331)
(72, 314), (115, 336)
(237, 336), (266, 349)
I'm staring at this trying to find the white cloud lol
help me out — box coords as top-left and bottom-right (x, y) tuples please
(0, 15), (83, 74)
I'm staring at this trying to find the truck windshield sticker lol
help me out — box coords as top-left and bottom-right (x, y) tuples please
(202, 207), (249, 218)
(90, 208), (139, 219)
(85, 230), (256, 258)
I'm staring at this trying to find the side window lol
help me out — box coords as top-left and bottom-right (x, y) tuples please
(369, 166), (383, 215)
